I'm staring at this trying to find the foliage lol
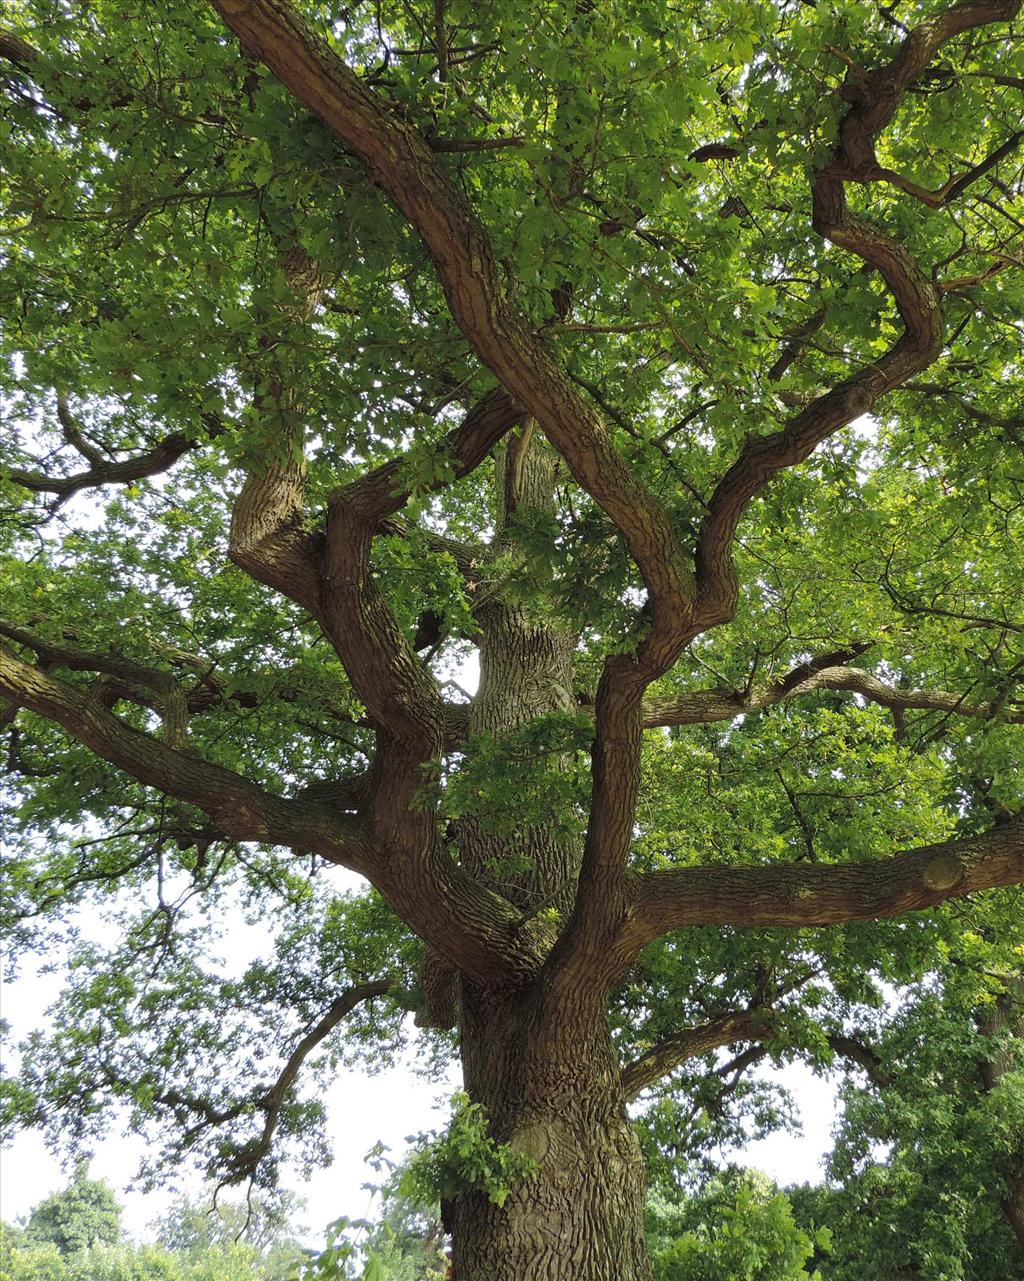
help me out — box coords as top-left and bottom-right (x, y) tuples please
(287, 1095), (534, 1281)
(2, 1237), (279, 1281)
(789, 922), (1024, 1281)
(356, 1200), (449, 1281)
(2, 887), (419, 1190)
(646, 1171), (827, 1281)
(435, 712), (592, 840)
(292, 1166), (823, 1281)
(22, 1161), (123, 1254)
(153, 1192), (307, 1280)
(1, 0), (1023, 1273)
(2, 1179), (307, 1281)
(398, 1093), (536, 1209)
(289, 1209), (447, 1281)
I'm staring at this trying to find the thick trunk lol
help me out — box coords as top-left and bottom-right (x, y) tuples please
(454, 431), (580, 914)
(446, 435), (653, 1279)
(451, 991), (652, 1281)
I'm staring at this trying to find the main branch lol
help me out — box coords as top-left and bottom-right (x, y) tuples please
(207, 1), (696, 663)
(693, 0), (1022, 626)
(624, 820), (1023, 957)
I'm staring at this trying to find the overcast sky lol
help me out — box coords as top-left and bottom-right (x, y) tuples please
(0, 516), (842, 1244)
(1, 948), (840, 1244)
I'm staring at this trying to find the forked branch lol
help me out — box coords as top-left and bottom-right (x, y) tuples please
(221, 980), (394, 1185)
(6, 393), (208, 507)
(622, 1009), (773, 1099)
(0, 619), (190, 747)
(0, 641), (370, 861)
(621, 1012), (891, 1099)
(208, 0), (697, 674)
(639, 665), (1024, 728)
(0, 646), (539, 983)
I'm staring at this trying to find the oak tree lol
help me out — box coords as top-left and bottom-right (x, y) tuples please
(2, 1), (1023, 1278)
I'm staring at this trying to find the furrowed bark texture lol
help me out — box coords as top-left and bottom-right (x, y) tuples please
(454, 996), (652, 1280)
(455, 436), (581, 908)
(625, 821), (1024, 953)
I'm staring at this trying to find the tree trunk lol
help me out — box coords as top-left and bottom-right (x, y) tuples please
(447, 433), (654, 1279)
(451, 989), (652, 1281)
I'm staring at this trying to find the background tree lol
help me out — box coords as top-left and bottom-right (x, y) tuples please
(789, 919), (1024, 1280)
(2, 1178), (306, 1281)
(154, 1190), (307, 1279)
(21, 1162), (123, 1256)
(1, 1), (1023, 1279)
(645, 1171), (826, 1281)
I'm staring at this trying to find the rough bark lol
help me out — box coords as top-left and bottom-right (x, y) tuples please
(444, 435), (653, 1280)
(625, 821), (1024, 957)
(455, 434), (580, 911)
(454, 993), (652, 1281)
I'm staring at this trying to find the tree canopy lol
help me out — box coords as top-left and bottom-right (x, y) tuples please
(1, 1), (1022, 1278)
(20, 1162), (123, 1255)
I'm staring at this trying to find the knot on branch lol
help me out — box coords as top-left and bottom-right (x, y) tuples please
(842, 384), (875, 417)
(922, 852), (966, 892)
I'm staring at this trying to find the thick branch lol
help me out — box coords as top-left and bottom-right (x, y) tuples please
(826, 1033), (890, 1087)
(624, 820), (1024, 954)
(621, 1013), (890, 1100)
(8, 433), (196, 503)
(338, 385), (523, 522)
(0, 640), (369, 858)
(205, 0), (706, 1024)
(854, 128), (1024, 207)
(228, 464), (323, 613)
(206, 0), (1020, 1010)
(310, 388), (519, 761)
(0, 619), (190, 747)
(640, 665), (1023, 728)
(766, 306), (830, 382)
(207, 0), (696, 671)
(0, 26), (38, 68)
(226, 247), (325, 615)
(622, 1009), (773, 1099)
(0, 646), (537, 982)
(429, 135), (525, 152)
(56, 392), (106, 464)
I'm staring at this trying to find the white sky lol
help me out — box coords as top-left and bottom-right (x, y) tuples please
(0, 493), (843, 1245)
(1, 951), (840, 1243)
